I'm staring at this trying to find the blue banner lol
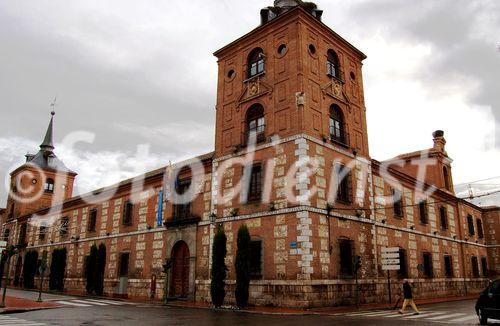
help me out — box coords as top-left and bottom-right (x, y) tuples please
(157, 190), (163, 227)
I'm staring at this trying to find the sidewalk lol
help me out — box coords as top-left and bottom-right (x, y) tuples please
(0, 295), (59, 314)
(165, 294), (478, 316)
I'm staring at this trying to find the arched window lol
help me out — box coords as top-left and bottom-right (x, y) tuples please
(248, 48), (265, 78)
(329, 105), (346, 144)
(246, 104), (265, 143)
(443, 166), (451, 191)
(44, 178), (54, 193)
(327, 49), (341, 79)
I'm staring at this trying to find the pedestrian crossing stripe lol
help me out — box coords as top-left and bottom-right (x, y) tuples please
(0, 315), (48, 326)
(55, 298), (132, 307)
(340, 309), (480, 324)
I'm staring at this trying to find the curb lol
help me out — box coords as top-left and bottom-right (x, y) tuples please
(0, 306), (59, 315)
(164, 303), (312, 316)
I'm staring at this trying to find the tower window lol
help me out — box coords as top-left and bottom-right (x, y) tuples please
(3, 229), (10, 241)
(477, 218), (484, 239)
(392, 189), (403, 218)
(422, 252), (433, 278)
(398, 249), (408, 278)
(481, 257), (488, 277)
(439, 206), (448, 230)
(60, 216), (69, 236)
(418, 200), (428, 224)
(44, 178), (55, 193)
(173, 178), (192, 220)
(88, 209), (97, 232)
(467, 214), (475, 236)
(123, 201), (134, 226)
(471, 256), (480, 278)
(339, 239), (354, 277)
(39, 224), (47, 240)
(247, 163), (264, 203)
(277, 44), (287, 56)
(247, 48), (265, 78)
(308, 44), (317, 55)
(249, 239), (263, 279)
(329, 105), (347, 145)
(443, 166), (451, 191)
(334, 163), (351, 204)
(327, 49), (341, 79)
(444, 255), (453, 278)
(245, 104), (265, 144)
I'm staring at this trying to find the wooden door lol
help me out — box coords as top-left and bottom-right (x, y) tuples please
(171, 241), (190, 298)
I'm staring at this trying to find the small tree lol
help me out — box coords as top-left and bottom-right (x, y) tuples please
(95, 243), (106, 296)
(210, 227), (227, 308)
(22, 250), (39, 289)
(49, 248), (67, 292)
(235, 224), (251, 308)
(85, 244), (98, 294)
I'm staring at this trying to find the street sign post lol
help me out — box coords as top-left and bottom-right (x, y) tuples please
(381, 247), (400, 304)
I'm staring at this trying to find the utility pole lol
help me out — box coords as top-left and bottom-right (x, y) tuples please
(36, 251), (48, 302)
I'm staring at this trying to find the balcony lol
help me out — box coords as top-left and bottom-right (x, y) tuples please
(329, 129), (350, 148)
(326, 62), (345, 83)
(241, 127), (266, 147)
(165, 204), (201, 227)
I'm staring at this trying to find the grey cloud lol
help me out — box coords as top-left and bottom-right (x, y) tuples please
(344, 0), (500, 147)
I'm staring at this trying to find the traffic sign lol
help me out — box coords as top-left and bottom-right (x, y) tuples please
(0, 241), (7, 248)
(382, 259), (400, 265)
(381, 247), (399, 253)
(382, 265), (401, 271)
(381, 252), (399, 259)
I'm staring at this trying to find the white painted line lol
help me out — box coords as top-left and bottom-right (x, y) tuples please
(427, 313), (466, 320)
(404, 311), (447, 319)
(448, 315), (479, 322)
(56, 300), (91, 307)
(84, 299), (124, 305)
(71, 299), (107, 306)
(351, 311), (396, 317)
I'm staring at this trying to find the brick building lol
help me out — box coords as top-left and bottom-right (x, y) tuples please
(1, 0), (499, 307)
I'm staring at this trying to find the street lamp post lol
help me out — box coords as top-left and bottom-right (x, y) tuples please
(36, 251), (48, 302)
(0, 245), (16, 308)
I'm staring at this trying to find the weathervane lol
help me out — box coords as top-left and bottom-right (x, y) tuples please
(50, 96), (57, 116)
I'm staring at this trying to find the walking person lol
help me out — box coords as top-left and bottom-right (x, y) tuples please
(399, 279), (420, 315)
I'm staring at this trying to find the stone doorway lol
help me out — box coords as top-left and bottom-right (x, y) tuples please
(170, 241), (190, 298)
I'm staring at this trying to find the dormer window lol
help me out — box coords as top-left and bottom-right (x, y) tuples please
(44, 178), (55, 193)
(248, 48), (265, 78)
(246, 104), (266, 143)
(327, 49), (341, 80)
(329, 105), (347, 145)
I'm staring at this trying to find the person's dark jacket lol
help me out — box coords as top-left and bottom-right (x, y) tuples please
(403, 282), (413, 299)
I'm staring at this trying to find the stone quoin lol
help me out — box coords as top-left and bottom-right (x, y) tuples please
(1, 0), (499, 308)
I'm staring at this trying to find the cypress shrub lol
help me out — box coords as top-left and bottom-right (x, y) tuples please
(85, 244), (98, 294)
(22, 250), (39, 289)
(49, 248), (67, 292)
(210, 227), (227, 308)
(235, 224), (251, 308)
(95, 243), (106, 296)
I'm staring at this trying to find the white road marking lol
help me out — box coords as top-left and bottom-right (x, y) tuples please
(71, 299), (107, 306)
(426, 312), (466, 320)
(56, 300), (91, 307)
(448, 315), (479, 322)
(84, 299), (124, 305)
(0, 315), (48, 326)
(404, 311), (447, 319)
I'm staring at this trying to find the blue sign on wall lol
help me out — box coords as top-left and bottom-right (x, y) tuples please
(290, 242), (297, 249)
(156, 190), (163, 227)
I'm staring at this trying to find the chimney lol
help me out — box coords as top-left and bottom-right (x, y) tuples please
(432, 130), (446, 153)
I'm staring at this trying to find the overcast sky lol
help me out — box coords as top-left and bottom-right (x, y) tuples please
(0, 0), (498, 207)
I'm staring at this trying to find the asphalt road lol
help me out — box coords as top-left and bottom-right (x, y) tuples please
(5, 296), (496, 326)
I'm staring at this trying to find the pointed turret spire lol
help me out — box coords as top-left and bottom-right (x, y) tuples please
(40, 111), (55, 153)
